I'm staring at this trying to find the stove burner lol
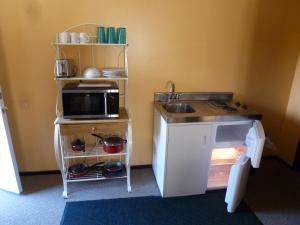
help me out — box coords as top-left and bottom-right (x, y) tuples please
(210, 101), (238, 112)
(223, 106), (238, 112)
(211, 100), (229, 107)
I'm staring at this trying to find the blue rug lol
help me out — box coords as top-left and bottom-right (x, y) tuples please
(60, 191), (262, 225)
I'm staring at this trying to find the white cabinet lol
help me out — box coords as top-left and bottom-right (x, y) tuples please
(152, 109), (212, 197)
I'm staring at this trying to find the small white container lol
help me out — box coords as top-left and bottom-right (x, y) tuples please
(83, 67), (101, 78)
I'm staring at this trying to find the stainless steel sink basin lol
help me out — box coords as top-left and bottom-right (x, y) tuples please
(163, 103), (196, 113)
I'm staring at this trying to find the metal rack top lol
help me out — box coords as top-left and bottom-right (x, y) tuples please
(52, 43), (128, 47)
(55, 76), (128, 81)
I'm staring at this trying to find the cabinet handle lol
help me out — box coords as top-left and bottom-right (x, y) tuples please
(92, 127), (96, 132)
(104, 92), (108, 115)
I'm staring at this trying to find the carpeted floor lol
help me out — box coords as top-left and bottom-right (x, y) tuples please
(245, 159), (300, 225)
(0, 158), (299, 225)
(60, 192), (262, 225)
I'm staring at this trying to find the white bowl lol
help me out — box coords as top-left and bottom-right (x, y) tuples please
(83, 67), (101, 78)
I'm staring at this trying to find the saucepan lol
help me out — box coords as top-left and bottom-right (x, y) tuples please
(71, 139), (85, 152)
(91, 134), (127, 154)
(103, 161), (125, 178)
(104, 161), (124, 173)
(68, 163), (89, 178)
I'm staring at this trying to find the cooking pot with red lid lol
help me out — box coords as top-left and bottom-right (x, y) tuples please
(91, 134), (127, 153)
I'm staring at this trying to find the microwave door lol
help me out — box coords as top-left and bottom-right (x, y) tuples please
(62, 92), (106, 118)
(225, 154), (251, 213)
(246, 120), (266, 168)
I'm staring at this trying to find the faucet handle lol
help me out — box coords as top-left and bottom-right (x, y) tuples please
(175, 93), (181, 101)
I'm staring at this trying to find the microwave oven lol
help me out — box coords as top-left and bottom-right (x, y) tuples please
(61, 83), (119, 119)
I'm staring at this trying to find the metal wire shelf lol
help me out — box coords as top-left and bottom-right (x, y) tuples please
(64, 145), (127, 159)
(54, 75), (128, 81)
(52, 43), (127, 47)
(67, 169), (127, 182)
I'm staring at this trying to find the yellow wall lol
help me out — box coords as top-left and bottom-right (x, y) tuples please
(0, 0), (298, 171)
(279, 54), (300, 164)
(275, 0), (300, 165)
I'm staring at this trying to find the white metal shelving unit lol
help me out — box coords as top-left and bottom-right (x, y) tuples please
(53, 23), (132, 198)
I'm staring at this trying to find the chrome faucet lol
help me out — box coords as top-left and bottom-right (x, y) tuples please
(166, 80), (175, 94)
(166, 81), (178, 103)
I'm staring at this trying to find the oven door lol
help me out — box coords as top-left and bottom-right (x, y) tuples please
(62, 92), (106, 119)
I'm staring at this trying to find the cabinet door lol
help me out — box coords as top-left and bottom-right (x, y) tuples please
(152, 109), (168, 195)
(165, 124), (212, 197)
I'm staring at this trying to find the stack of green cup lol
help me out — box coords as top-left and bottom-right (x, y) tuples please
(107, 27), (117, 44)
(97, 26), (127, 44)
(97, 27), (107, 43)
(117, 28), (126, 44)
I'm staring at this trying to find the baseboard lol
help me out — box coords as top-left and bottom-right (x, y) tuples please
(20, 170), (61, 176)
(19, 164), (152, 176)
(131, 164), (152, 169)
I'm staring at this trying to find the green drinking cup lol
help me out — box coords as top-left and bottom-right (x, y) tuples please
(117, 27), (126, 44)
(107, 27), (117, 44)
(97, 27), (107, 43)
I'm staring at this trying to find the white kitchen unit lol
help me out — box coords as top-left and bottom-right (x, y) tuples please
(152, 94), (265, 213)
(153, 109), (212, 197)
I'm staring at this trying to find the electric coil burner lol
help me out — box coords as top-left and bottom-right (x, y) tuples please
(210, 101), (238, 112)
(223, 106), (238, 112)
(210, 100), (228, 107)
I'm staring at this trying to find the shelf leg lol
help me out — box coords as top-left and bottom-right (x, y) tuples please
(54, 124), (68, 198)
(127, 163), (132, 192)
(54, 125), (62, 171)
(62, 192), (68, 199)
(126, 120), (133, 192)
(62, 179), (68, 198)
(55, 124), (69, 198)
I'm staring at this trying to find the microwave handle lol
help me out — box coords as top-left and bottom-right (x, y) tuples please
(104, 92), (108, 115)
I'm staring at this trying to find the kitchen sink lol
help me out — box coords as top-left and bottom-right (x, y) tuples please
(163, 103), (196, 113)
